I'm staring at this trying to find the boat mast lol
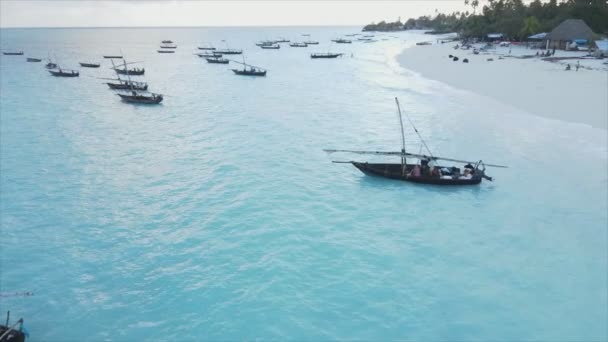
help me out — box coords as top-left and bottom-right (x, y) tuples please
(395, 97), (407, 175)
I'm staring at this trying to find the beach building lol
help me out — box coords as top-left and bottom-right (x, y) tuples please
(544, 19), (595, 50)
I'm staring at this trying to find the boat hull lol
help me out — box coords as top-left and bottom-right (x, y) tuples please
(48, 70), (79, 77)
(79, 63), (100, 68)
(27, 58), (42, 62)
(310, 53), (342, 59)
(216, 50), (243, 55)
(103, 55), (123, 59)
(351, 162), (482, 185)
(206, 58), (229, 64)
(117, 94), (163, 104)
(3, 52), (24, 55)
(232, 69), (266, 76)
(114, 68), (145, 75)
(106, 82), (148, 90)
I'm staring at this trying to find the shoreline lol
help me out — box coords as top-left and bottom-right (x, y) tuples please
(396, 41), (608, 130)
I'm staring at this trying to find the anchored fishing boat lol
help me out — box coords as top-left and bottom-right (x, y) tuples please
(103, 55), (123, 59)
(117, 91), (163, 104)
(215, 48), (242, 55)
(325, 98), (507, 185)
(26, 58), (41, 62)
(102, 77), (148, 90)
(112, 60), (145, 75)
(158, 50), (175, 54)
(161, 40), (173, 44)
(197, 45), (216, 50)
(3, 51), (24, 56)
(261, 44), (280, 49)
(310, 52), (342, 59)
(289, 42), (308, 47)
(206, 57), (229, 64)
(331, 38), (352, 44)
(48, 68), (79, 77)
(231, 57), (266, 76)
(256, 41), (275, 47)
(196, 52), (222, 58)
(79, 62), (100, 68)
(304, 40), (319, 45)
(0, 312), (27, 342)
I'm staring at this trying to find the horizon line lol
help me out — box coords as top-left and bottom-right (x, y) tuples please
(0, 24), (366, 29)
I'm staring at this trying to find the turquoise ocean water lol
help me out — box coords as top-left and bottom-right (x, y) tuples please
(1, 27), (607, 341)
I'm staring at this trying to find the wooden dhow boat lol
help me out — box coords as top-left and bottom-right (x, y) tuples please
(289, 42), (308, 47)
(331, 38), (352, 44)
(215, 48), (242, 55)
(325, 98), (507, 185)
(112, 60), (145, 75)
(231, 57), (266, 76)
(118, 91), (163, 104)
(79, 62), (100, 68)
(310, 52), (342, 59)
(0, 311), (26, 342)
(196, 52), (222, 58)
(260, 44), (280, 49)
(206, 57), (229, 64)
(48, 68), (79, 77)
(101, 77), (148, 90)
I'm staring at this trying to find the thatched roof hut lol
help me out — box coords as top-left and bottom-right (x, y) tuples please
(545, 19), (595, 49)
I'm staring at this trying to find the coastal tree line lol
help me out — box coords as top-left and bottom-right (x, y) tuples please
(363, 0), (608, 39)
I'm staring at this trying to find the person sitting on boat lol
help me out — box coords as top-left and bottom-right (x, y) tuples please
(460, 168), (473, 179)
(409, 165), (421, 177)
(431, 166), (441, 178)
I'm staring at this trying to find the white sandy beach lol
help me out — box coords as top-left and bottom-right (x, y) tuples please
(397, 41), (608, 130)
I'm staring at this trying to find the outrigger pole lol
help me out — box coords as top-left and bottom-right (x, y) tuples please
(324, 149), (508, 168)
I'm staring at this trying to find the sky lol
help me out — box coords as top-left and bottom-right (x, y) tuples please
(0, 0), (471, 28)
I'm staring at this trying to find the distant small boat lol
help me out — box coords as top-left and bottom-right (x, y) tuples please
(331, 38), (352, 44)
(45, 62), (58, 69)
(206, 57), (229, 64)
(256, 41), (275, 47)
(197, 46), (216, 50)
(26, 58), (42, 62)
(104, 55), (123, 59)
(310, 52), (342, 59)
(304, 41), (319, 45)
(416, 41), (432, 46)
(160, 45), (177, 49)
(158, 50), (175, 53)
(261, 44), (280, 49)
(105, 79), (148, 90)
(196, 53), (222, 58)
(162, 40), (173, 44)
(216, 49), (243, 55)
(289, 42), (308, 47)
(79, 62), (100, 68)
(232, 58), (266, 76)
(3, 51), (24, 56)
(118, 91), (163, 104)
(275, 38), (290, 43)
(48, 68), (79, 77)
(114, 67), (145, 75)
